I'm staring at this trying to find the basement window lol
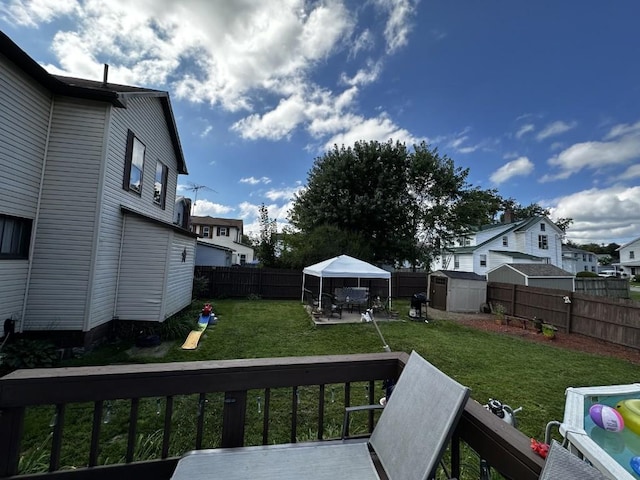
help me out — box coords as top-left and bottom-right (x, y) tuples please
(0, 214), (32, 259)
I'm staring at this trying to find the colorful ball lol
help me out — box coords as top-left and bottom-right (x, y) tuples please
(630, 456), (640, 476)
(589, 404), (625, 432)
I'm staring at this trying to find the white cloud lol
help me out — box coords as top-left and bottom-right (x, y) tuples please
(199, 125), (212, 138)
(265, 186), (303, 202)
(536, 120), (577, 141)
(618, 164), (640, 180)
(374, 0), (417, 54)
(548, 186), (640, 244)
(542, 123), (640, 181)
(1, 0), (78, 26)
(515, 123), (535, 139)
(192, 198), (233, 216)
(340, 60), (382, 86)
(490, 156), (534, 184)
(240, 176), (272, 185)
(322, 113), (422, 151)
(238, 200), (294, 236)
(349, 29), (374, 58)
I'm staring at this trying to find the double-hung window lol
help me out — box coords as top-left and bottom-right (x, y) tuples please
(123, 130), (146, 194)
(538, 235), (548, 249)
(154, 161), (168, 208)
(480, 254), (487, 267)
(0, 214), (32, 259)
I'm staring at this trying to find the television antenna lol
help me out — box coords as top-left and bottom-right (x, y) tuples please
(184, 182), (216, 215)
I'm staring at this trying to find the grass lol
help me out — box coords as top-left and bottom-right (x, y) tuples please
(17, 298), (640, 475)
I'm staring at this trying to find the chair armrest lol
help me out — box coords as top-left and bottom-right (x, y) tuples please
(342, 404), (385, 439)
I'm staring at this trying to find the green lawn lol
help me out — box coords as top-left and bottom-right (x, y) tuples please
(65, 298), (639, 440)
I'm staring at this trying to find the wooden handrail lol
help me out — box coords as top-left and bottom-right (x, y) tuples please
(0, 352), (543, 480)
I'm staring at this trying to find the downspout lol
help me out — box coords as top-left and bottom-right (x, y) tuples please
(113, 214), (127, 318)
(20, 96), (55, 333)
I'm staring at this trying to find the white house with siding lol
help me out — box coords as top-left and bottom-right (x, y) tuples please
(617, 237), (640, 278)
(0, 31), (196, 346)
(436, 216), (565, 276)
(190, 216), (255, 265)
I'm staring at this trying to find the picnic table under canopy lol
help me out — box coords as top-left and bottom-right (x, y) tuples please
(301, 255), (392, 308)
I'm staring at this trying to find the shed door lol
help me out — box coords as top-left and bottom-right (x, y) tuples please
(430, 276), (447, 310)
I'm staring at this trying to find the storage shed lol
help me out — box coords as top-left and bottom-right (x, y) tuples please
(487, 263), (575, 291)
(428, 270), (487, 313)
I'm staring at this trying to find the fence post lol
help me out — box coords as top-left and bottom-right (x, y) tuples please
(221, 390), (247, 448)
(0, 406), (25, 476)
(510, 284), (517, 315)
(565, 293), (573, 334)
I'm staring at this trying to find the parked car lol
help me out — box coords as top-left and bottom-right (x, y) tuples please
(598, 270), (618, 277)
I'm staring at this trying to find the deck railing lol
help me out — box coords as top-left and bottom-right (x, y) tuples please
(0, 352), (543, 479)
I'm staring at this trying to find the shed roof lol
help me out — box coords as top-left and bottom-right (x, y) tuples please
(490, 263), (573, 278)
(432, 270), (486, 281)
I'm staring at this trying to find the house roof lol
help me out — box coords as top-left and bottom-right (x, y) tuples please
(0, 30), (187, 174)
(617, 236), (640, 250)
(191, 216), (244, 230)
(432, 270), (486, 281)
(448, 216), (562, 253)
(489, 250), (543, 260)
(490, 263), (574, 278)
(196, 240), (234, 252)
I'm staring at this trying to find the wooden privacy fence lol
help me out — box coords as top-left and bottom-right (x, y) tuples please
(487, 282), (640, 351)
(194, 266), (427, 300)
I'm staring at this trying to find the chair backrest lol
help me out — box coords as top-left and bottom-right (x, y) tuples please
(369, 351), (470, 480)
(538, 441), (607, 480)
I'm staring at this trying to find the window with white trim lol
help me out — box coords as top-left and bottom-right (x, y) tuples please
(203, 226), (210, 238)
(502, 236), (508, 247)
(454, 255), (459, 268)
(480, 254), (487, 267)
(631, 251), (635, 259)
(540, 223), (546, 232)
(538, 235), (548, 249)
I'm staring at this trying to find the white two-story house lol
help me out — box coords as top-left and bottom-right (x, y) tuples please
(0, 31), (196, 346)
(561, 245), (598, 275)
(191, 216), (255, 265)
(436, 216), (565, 277)
(617, 237), (640, 279)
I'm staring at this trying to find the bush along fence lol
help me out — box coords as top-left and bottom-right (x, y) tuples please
(193, 266), (428, 300)
(487, 282), (640, 351)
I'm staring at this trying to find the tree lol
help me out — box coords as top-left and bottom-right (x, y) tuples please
(289, 140), (413, 265)
(255, 204), (278, 267)
(289, 140), (501, 270)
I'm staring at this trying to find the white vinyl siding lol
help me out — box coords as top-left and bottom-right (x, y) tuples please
(116, 215), (170, 321)
(165, 233), (196, 317)
(23, 98), (107, 331)
(0, 52), (50, 218)
(0, 261), (29, 323)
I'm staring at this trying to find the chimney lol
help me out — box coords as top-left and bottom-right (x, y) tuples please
(504, 209), (513, 224)
(102, 64), (109, 86)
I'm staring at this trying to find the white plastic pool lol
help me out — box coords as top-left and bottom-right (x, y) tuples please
(562, 384), (640, 479)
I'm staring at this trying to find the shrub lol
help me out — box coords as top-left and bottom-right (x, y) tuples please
(576, 271), (598, 277)
(2, 339), (60, 369)
(192, 276), (210, 298)
(158, 315), (194, 340)
(633, 274), (640, 283)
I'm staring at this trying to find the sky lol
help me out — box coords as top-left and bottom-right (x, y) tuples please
(2, 0), (640, 246)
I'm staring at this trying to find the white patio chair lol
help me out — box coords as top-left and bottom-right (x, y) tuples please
(170, 351), (470, 480)
(538, 440), (607, 480)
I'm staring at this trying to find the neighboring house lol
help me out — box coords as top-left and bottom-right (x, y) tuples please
(562, 245), (598, 275)
(0, 31), (196, 346)
(436, 216), (565, 276)
(190, 216), (254, 265)
(195, 240), (234, 267)
(617, 237), (640, 278)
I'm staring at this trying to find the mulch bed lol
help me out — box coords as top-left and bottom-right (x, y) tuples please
(450, 313), (640, 365)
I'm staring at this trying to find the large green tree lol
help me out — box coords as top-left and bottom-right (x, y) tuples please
(289, 140), (413, 265)
(254, 203), (278, 267)
(289, 140), (504, 269)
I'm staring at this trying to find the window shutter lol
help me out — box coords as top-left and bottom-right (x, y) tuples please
(217, 227), (220, 236)
(226, 228), (230, 236)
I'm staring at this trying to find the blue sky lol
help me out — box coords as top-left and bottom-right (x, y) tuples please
(2, 0), (640, 246)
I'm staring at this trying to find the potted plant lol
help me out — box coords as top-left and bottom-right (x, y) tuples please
(541, 323), (557, 339)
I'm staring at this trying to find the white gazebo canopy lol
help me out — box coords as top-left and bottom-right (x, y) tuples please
(302, 255), (392, 306)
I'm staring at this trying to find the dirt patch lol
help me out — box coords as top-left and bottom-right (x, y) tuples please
(426, 307), (640, 366)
